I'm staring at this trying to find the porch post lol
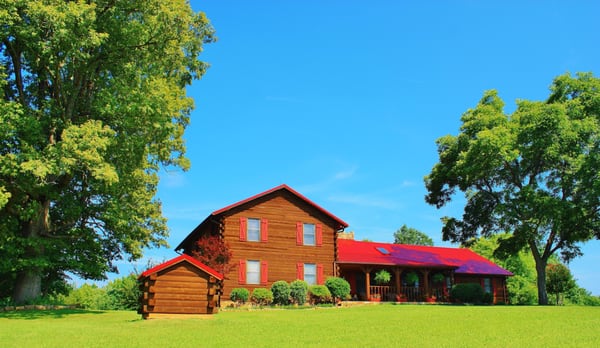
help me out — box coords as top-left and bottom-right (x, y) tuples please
(422, 270), (430, 299)
(363, 267), (372, 300)
(394, 268), (401, 294)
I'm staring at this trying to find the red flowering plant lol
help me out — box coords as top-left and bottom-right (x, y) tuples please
(191, 234), (235, 277)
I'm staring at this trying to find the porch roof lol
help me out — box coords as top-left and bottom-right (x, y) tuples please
(337, 239), (513, 276)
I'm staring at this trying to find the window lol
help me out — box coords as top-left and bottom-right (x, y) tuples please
(246, 260), (260, 284)
(296, 222), (323, 246)
(239, 260), (268, 285)
(297, 263), (324, 285)
(483, 278), (492, 294)
(304, 263), (317, 285)
(303, 223), (315, 246)
(247, 218), (260, 241)
(239, 217), (268, 242)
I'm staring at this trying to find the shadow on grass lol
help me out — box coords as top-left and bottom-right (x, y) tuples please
(0, 309), (106, 320)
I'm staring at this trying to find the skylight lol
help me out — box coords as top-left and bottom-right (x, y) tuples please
(376, 246), (390, 255)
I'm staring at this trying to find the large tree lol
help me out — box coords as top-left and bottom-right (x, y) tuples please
(425, 72), (600, 305)
(393, 224), (434, 246)
(0, 0), (214, 303)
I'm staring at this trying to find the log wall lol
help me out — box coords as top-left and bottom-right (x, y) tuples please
(139, 262), (222, 318)
(204, 190), (339, 300)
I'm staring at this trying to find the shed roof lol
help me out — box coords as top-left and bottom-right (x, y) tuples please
(139, 254), (224, 280)
(337, 239), (512, 276)
(176, 184), (348, 251)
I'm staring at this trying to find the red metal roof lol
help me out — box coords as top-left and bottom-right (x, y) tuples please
(211, 184), (348, 228)
(139, 254), (224, 280)
(337, 239), (513, 276)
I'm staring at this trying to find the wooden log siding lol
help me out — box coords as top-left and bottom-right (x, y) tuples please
(217, 192), (338, 299)
(138, 260), (222, 319)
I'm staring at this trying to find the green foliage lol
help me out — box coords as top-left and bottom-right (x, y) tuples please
(450, 283), (485, 304)
(393, 224), (434, 246)
(289, 280), (309, 305)
(308, 285), (332, 304)
(230, 288), (250, 304)
(506, 275), (538, 305)
(105, 274), (140, 310)
(546, 264), (576, 305)
(0, 0), (215, 304)
(62, 283), (111, 310)
(325, 277), (351, 301)
(251, 288), (273, 306)
(374, 269), (391, 285)
(425, 72), (600, 305)
(404, 272), (419, 285)
(270, 281), (291, 305)
(432, 273), (445, 284)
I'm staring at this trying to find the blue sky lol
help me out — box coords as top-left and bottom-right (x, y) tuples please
(110, 1), (600, 295)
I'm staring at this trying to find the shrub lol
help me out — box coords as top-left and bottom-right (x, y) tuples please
(325, 277), (350, 302)
(251, 288), (273, 306)
(230, 288), (250, 304)
(482, 292), (494, 304)
(271, 281), (291, 305)
(289, 280), (309, 305)
(106, 274), (140, 310)
(308, 285), (332, 305)
(450, 283), (485, 304)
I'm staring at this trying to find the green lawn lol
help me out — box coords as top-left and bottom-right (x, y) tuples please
(1, 304), (599, 347)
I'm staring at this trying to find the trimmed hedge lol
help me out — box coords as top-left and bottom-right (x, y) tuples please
(230, 288), (250, 304)
(450, 283), (485, 304)
(308, 285), (332, 304)
(325, 277), (350, 301)
(271, 281), (291, 305)
(251, 288), (273, 306)
(290, 280), (309, 305)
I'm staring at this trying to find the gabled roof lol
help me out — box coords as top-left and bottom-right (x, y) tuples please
(176, 184), (348, 251)
(211, 184), (348, 227)
(337, 239), (513, 276)
(138, 254), (224, 280)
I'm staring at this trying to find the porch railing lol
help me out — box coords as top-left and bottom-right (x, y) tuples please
(368, 286), (448, 302)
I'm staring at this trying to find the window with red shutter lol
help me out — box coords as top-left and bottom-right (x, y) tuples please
(317, 264), (324, 285)
(296, 263), (304, 280)
(296, 222), (303, 245)
(261, 219), (268, 242)
(260, 261), (268, 285)
(239, 217), (247, 241)
(316, 224), (323, 246)
(238, 260), (246, 284)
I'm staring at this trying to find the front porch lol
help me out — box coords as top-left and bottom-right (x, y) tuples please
(339, 264), (453, 303)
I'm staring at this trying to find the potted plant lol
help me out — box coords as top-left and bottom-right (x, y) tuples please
(374, 269), (391, 285)
(404, 271), (418, 286)
(432, 273), (445, 284)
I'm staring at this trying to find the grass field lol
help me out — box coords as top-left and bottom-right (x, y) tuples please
(1, 304), (599, 347)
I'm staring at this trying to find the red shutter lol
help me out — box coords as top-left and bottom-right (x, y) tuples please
(317, 264), (324, 285)
(261, 219), (269, 242)
(296, 222), (303, 245)
(316, 224), (323, 246)
(239, 217), (247, 241)
(297, 263), (304, 280)
(260, 261), (268, 285)
(239, 260), (246, 284)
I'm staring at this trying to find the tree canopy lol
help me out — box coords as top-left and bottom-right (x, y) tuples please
(0, 0), (214, 303)
(393, 224), (434, 246)
(425, 72), (600, 305)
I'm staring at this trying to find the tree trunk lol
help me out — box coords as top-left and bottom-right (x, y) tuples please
(12, 200), (49, 304)
(13, 270), (42, 304)
(534, 259), (549, 305)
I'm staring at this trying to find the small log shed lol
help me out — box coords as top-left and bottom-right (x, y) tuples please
(138, 254), (223, 319)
